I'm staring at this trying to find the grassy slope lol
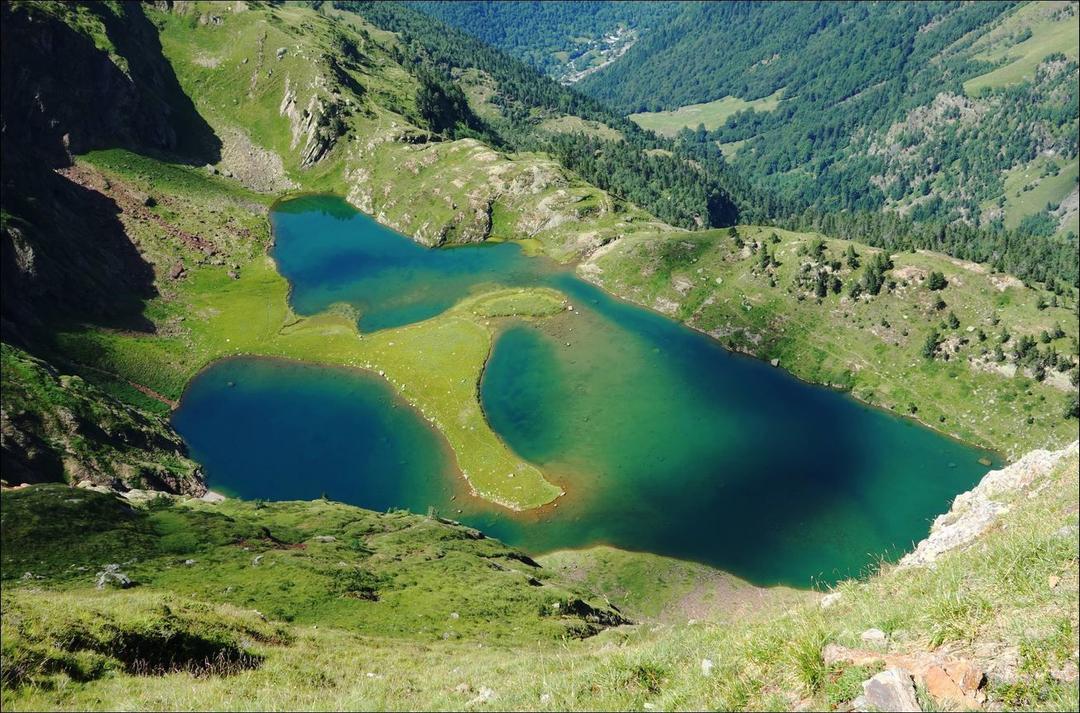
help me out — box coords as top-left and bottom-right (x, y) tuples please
(963, 1), (1079, 94)
(539, 114), (625, 141)
(585, 227), (1079, 458)
(0, 486), (627, 667)
(539, 546), (811, 623)
(629, 89), (784, 137)
(3, 447), (1076, 711)
(986, 155), (1080, 233)
(50, 151), (563, 509)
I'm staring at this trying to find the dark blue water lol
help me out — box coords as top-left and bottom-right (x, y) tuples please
(174, 195), (1000, 586)
(172, 358), (457, 509)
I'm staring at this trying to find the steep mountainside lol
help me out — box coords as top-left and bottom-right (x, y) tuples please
(0, 0), (220, 334)
(412, 1), (1080, 244)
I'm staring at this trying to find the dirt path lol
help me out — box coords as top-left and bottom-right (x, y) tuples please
(56, 164), (218, 255)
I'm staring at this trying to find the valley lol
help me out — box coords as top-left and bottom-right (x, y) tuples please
(1, 2), (1077, 711)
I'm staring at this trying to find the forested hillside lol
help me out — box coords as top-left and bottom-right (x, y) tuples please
(579, 1), (1080, 233)
(406, 1), (678, 82)
(580, 2), (1011, 113)
(407, 1), (1080, 282)
(337, 0), (751, 229)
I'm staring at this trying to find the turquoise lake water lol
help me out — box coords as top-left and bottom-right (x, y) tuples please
(173, 194), (999, 586)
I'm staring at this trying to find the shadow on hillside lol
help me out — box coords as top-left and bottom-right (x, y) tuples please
(0, 2), (220, 167)
(1, 158), (157, 336)
(98, 3), (222, 166)
(0, 2), (225, 342)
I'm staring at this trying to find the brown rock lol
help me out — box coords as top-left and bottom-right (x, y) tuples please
(825, 644), (986, 708)
(944, 660), (985, 694)
(924, 666), (979, 710)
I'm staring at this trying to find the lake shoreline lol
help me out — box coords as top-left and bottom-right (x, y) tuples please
(168, 194), (1003, 586)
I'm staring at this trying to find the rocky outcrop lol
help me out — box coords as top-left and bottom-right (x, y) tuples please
(217, 126), (296, 193)
(1052, 185), (1079, 234)
(279, 76), (347, 167)
(343, 133), (656, 258)
(95, 563), (134, 589)
(827, 644), (987, 710)
(899, 441), (1079, 567)
(560, 598), (630, 628)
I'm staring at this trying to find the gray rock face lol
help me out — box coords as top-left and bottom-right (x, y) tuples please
(278, 77), (344, 167)
(853, 668), (921, 712)
(95, 564), (133, 589)
(900, 441), (1079, 567)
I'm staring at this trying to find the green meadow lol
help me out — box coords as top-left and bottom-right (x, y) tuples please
(629, 89), (784, 137)
(964, 0), (1079, 94)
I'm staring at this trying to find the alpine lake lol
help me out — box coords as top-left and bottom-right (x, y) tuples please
(173, 195), (1000, 587)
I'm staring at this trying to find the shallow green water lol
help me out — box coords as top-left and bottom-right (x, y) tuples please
(272, 195), (554, 331)
(173, 195), (999, 586)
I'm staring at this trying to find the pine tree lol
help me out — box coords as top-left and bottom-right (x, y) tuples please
(845, 244), (860, 269)
(922, 330), (942, 359)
